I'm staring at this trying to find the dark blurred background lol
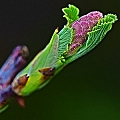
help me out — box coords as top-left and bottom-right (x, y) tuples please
(0, 0), (120, 120)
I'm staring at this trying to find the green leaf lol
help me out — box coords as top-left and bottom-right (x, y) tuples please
(62, 4), (79, 26)
(66, 14), (117, 64)
(36, 29), (59, 68)
(25, 29), (60, 72)
(58, 27), (73, 57)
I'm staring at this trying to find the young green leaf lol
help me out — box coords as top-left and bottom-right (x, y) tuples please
(11, 7), (117, 98)
(66, 14), (117, 64)
(58, 27), (73, 57)
(62, 4), (79, 26)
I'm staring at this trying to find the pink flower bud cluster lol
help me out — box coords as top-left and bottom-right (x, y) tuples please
(69, 11), (103, 55)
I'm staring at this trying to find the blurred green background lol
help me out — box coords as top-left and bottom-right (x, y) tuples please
(0, 0), (120, 120)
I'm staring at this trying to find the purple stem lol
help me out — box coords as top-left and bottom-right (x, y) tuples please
(0, 46), (29, 104)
